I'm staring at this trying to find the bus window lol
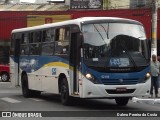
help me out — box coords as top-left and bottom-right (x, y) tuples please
(49, 29), (55, 41)
(41, 29), (55, 56)
(35, 31), (42, 43)
(55, 42), (69, 55)
(21, 45), (29, 55)
(30, 32), (34, 43)
(29, 31), (41, 55)
(30, 44), (40, 55)
(30, 31), (41, 43)
(55, 27), (70, 55)
(41, 43), (54, 56)
(42, 29), (55, 42)
(22, 33), (29, 44)
(42, 30), (50, 42)
(20, 33), (29, 55)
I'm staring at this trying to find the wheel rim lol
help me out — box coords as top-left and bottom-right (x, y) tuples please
(1, 74), (8, 82)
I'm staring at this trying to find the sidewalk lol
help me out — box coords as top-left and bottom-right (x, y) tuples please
(132, 88), (160, 104)
(132, 97), (160, 104)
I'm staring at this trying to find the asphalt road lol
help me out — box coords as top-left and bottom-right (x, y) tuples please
(0, 82), (160, 120)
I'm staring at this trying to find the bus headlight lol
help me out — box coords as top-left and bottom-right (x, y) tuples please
(139, 73), (151, 83)
(145, 73), (151, 80)
(85, 73), (98, 84)
(86, 73), (93, 80)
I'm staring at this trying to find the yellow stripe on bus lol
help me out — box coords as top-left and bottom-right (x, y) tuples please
(42, 62), (82, 75)
(43, 62), (69, 68)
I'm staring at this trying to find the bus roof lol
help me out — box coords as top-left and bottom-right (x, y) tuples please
(12, 17), (142, 33)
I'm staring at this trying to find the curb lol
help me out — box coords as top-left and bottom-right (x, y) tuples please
(132, 97), (160, 104)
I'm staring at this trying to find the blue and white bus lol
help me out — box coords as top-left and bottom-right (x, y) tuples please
(10, 17), (151, 106)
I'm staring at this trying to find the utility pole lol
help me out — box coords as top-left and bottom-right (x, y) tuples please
(151, 0), (158, 56)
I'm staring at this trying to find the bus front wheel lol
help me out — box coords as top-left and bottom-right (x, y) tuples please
(60, 78), (70, 105)
(21, 74), (41, 98)
(21, 74), (32, 98)
(115, 97), (129, 106)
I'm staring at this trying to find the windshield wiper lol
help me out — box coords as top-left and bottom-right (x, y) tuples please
(100, 24), (109, 39)
(93, 24), (105, 42)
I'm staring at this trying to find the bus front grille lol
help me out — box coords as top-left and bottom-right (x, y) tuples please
(101, 79), (139, 85)
(106, 89), (136, 94)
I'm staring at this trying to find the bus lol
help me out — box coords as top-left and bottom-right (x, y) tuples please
(10, 17), (151, 106)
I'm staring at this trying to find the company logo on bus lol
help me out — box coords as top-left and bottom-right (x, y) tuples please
(101, 75), (109, 79)
(119, 79), (124, 83)
(52, 68), (56, 75)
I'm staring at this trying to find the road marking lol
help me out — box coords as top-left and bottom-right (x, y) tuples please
(29, 98), (45, 102)
(0, 97), (21, 103)
(0, 91), (21, 94)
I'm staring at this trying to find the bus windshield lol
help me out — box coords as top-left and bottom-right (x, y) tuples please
(82, 23), (149, 69)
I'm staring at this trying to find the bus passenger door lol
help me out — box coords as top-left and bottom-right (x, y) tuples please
(11, 38), (20, 86)
(70, 32), (81, 94)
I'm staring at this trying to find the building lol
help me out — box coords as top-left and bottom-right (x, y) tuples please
(20, 0), (36, 3)
(35, 0), (47, 4)
(109, 0), (130, 9)
(130, 0), (152, 9)
(0, 0), (160, 64)
(109, 0), (160, 9)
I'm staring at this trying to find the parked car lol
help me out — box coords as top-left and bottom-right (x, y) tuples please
(0, 64), (10, 82)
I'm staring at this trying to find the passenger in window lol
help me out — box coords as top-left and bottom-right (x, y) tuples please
(21, 49), (25, 55)
(62, 48), (67, 54)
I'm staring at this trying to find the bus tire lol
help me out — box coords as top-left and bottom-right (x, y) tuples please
(32, 90), (41, 97)
(115, 97), (129, 106)
(21, 74), (32, 98)
(60, 78), (70, 105)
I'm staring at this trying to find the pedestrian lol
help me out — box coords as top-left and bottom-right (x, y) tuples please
(150, 54), (160, 98)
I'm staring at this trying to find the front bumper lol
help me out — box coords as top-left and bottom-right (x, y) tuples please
(80, 77), (151, 98)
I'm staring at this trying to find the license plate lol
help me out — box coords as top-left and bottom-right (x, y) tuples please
(116, 87), (127, 92)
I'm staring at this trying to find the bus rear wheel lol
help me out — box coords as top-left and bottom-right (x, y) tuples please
(115, 97), (129, 106)
(60, 78), (70, 105)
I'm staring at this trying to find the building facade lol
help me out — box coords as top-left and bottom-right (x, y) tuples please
(109, 0), (160, 9)
(109, 0), (129, 9)
(0, 0), (160, 64)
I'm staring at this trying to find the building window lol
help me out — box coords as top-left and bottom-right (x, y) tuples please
(130, 0), (151, 8)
